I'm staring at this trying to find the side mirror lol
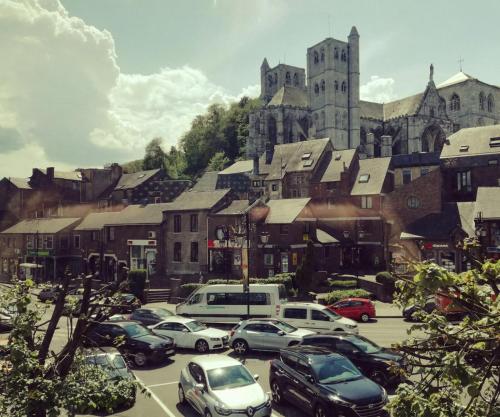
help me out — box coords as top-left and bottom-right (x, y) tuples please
(182, 328), (189, 333)
(277, 330), (285, 336)
(195, 383), (205, 392)
(253, 374), (259, 381)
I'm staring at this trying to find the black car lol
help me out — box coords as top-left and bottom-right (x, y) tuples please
(402, 297), (436, 321)
(83, 320), (175, 367)
(127, 307), (174, 326)
(270, 345), (388, 417)
(301, 333), (408, 387)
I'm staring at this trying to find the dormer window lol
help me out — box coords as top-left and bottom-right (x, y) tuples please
(459, 145), (469, 152)
(303, 159), (314, 168)
(359, 174), (370, 183)
(302, 153), (312, 160)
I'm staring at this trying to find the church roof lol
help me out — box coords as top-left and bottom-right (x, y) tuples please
(437, 72), (475, 89)
(360, 101), (384, 120)
(383, 93), (424, 120)
(267, 86), (309, 108)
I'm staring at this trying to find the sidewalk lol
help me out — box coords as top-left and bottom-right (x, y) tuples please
(372, 301), (402, 318)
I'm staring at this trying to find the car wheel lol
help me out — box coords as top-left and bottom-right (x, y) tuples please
(195, 339), (209, 353)
(232, 339), (249, 355)
(178, 385), (186, 404)
(204, 410), (212, 417)
(360, 313), (370, 322)
(370, 370), (388, 387)
(271, 380), (284, 405)
(315, 403), (328, 417)
(133, 352), (147, 367)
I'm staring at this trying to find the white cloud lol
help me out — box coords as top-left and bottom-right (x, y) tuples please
(0, 0), (256, 178)
(360, 76), (397, 103)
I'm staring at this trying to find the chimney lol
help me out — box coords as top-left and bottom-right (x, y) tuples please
(265, 142), (274, 165)
(46, 167), (55, 181)
(365, 133), (375, 158)
(253, 156), (260, 175)
(381, 135), (392, 157)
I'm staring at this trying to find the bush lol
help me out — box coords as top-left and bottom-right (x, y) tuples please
(328, 280), (357, 288)
(323, 289), (373, 305)
(179, 283), (205, 299)
(127, 269), (147, 302)
(206, 274), (295, 290)
(375, 271), (396, 286)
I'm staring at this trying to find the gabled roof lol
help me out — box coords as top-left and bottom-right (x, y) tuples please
(268, 86), (309, 108)
(475, 187), (500, 220)
(351, 157), (391, 196)
(437, 72), (475, 89)
(440, 125), (500, 159)
(6, 177), (32, 190)
(164, 189), (231, 212)
(219, 160), (253, 175)
(106, 203), (173, 226)
(1, 218), (80, 234)
(74, 212), (120, 231)
(266, 138), (331, 181)
(39, 169), (83, 181)
(212, 200), (250, 216)
(317, 149), (357, 183)
(114, 169), (160, 191)
(191, 171), (219, 192)
(265, 198), (310, 224)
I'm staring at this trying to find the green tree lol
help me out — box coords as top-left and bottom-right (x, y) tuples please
(294, 240), (316, 294)
(390, 240), (499, 417)
(121, 159), (143, 174)
(164, 146), (187, 179)
(207, 151), (230, 171)
(142, 137), (167, 171)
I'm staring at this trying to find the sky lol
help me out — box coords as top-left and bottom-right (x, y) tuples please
(0, 0), (499, 178)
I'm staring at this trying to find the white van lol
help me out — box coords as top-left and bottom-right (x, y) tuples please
(278, 302), (359, 334)
(175, 284), (288, 323)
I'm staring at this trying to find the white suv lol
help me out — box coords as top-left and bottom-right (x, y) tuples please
(278, 302), (359, 334)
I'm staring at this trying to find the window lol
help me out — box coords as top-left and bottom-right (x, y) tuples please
(402, 169), (412, 184)
(407, 196), (420, 209)
(479, 92), (486, 110)
(294, 359), (310, 375)
(272, 184), (278, 192)
(358, 174), (370, 183)
(334, 80), (338, 91)
(488, 159), (498, 165)
(285, 72), (291, 85)
(190, 242), (198, 263)
(60, 235), (69, 249)
(154, 197), (161, 204)
(457, 171), (471, 192)
(27, 236), (34, 249)
(361, 196), (372, 209)
(174, 215), (181, 233)
(314, 51), (319, 64)
(314, 83), (319, 95)
(293, 73), (298, 86)
(341, 81), (347, 93)
(260, 324), (280, 334)
(190, 214), (198, 232)
(91, 231), (99, 241)
(459, 145), (469, 152)
(73, 235), (80, 249)
(264, 253), (274, 266)
(173, 242), (182, 262)
(490, 137), (500, 148)
(280, 225), (289, 234)
(341, 49), (347, 61)
(321, 79), (325, 92)
(320, 48), (325, 62)
(283, 308), (307, 319)
(302, 153), (312, 160)
(45, 236), (53, 250)
(303, 159), (314, 167)
(420, 167), (430, 176)
(488, 94), (495, 112)
(450, 93), (460, 112)
(252, 180), (260, 187)
(108, 227), (115, 241)
(311, 309), (330, 321)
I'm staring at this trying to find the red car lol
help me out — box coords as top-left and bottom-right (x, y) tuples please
(327, 298), (376, 322)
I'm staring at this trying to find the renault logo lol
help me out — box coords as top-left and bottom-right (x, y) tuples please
(247, 406), (255, 416)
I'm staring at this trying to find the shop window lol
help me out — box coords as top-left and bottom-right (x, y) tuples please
(190, 242), (199, 262)
(190, 214), (198, 232)
(174, 242), (182, 262)
(174, 215), (182, 233)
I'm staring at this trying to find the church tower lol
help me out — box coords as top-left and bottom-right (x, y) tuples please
(348, 26), (360, 149)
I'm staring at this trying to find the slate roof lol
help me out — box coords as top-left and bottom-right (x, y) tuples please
(219, 160), (253, 175)
(266, 138), (331, 181)
(268, 86), (309, 108)
(351, 157), (391, 196)
(383, 93), (423, 120)
(40, 169), (83, 181)
(107, 203), (174, 226)
(191, 171), (219, 192)
(212, 200), (250, 216)
(114, 169), (160, 191)
(437, 72), (475, 89)
(1, 218), (80, 234)
(164, 189), (231, 212)
(440, 125), (500, 159)
(360, 101), (384, 120)
(7, 177), (32, 189)
(475, 187), (500, 220)
(74, 212), (120, 231)
(317, 149), (357, 183)
(391, 152), (440, 168)
(265, 198), (310, 224)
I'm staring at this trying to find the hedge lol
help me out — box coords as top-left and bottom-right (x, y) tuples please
(323, 289), (373, 305)
(375, 271), (396, 286)
(328, 280), (357, 288)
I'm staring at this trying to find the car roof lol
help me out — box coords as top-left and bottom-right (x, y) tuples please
(101, 320), (139, 327)
(155, 316), (192, 324)
(339, 297), (371, 302)
(282, 302), (324, 308)
(192, 354), (243, 371)
(137, 307), (169, 313)
(303, 332), (355, 339)
(281, 345), (345, 360)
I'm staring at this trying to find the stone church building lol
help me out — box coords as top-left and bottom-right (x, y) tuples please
(247, 27), (500, 160)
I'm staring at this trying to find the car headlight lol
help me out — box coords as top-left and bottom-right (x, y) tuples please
(214, 403), (232, 415)
(210, 337), (220, 341)
(345, 324), (357, 329)
(328, 394), (353, 407)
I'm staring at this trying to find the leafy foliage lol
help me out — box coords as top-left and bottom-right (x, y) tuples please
(207, 151), (230, 171)
(323, 289), (373, 304)
(121, 159), (143, 174)
(328, 279), (357, 288)
(375, 271), (396, 285)
(142, 137), (167, 171)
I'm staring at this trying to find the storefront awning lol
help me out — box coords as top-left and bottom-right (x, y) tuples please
(316, 229), (339, 244)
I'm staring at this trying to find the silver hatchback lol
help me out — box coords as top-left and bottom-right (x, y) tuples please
(229, 319), (315, 355)
(178, 354), (271, 417)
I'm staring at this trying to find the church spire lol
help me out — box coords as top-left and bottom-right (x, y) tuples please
(429, 63), (434, 82)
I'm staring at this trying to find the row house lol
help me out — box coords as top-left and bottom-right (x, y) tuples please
(0, 217), (81, 282)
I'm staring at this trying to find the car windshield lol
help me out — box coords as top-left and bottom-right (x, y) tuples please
(312, 357), (362, 384)
(156, 308), (175, 318)
(272, 320), (298, 333)
(346, 335), (381, 354)
(123, 323), (150, 337)
(185, 320), (207, 332)
(87, 353), (127, 370)
(207, 365), (254, 390)
(322, 308), (341, 320)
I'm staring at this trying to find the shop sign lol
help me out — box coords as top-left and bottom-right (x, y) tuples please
(27, 250), (51, 257)
(127, 240), (156, 246)
(423, 242), (449, 250)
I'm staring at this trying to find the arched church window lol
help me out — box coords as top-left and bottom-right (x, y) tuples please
(314, 51), (319, 64)
(293, 73), (299, 86)
(285, 72), (291, 85)
(334, 48), (339, 59)
(488, 94), (495, 112)
(334, 80), (339, 91)
(321, 80), (325, 92)
(450, 93), (460, 112)
(320, 48), (325, 62)
(341, 49), (347, 62)
(430, 107), (435, 117)
(268, 75), (273, 88)
(479, 92), (486, 111)
(314, 83), (320, 95)
(341, 81), (347, 93)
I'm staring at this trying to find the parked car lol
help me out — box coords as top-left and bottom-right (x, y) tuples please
(300, 333), (408, 387)
(83, 320), (175, 367)
(327, 298), (376, 322)
(179, 354), (272, 417)
(229, 318), (315, 355)
(149, 316), (229, 353)
(112, 307), (175, 326)
(278, 303), (359, 334)
(270, 345), (388, 417)
(402, 297), (436, 321)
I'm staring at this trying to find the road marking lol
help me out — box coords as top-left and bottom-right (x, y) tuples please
(148, 381), (179, 388)
(136, 376), (177, 417)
